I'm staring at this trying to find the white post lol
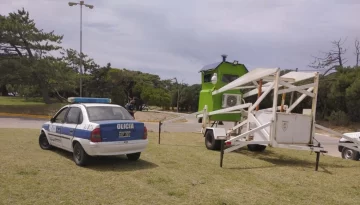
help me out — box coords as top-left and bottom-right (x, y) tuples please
(202, 105), (208, 131)
(270, 69), (280, 146)
(310, 72), (319, 145)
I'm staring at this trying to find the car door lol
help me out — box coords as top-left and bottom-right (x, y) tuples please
(48, 107), (69, 148)
(61, 106), (83, 152)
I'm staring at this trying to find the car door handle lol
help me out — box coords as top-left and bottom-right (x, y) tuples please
(70, 129), (74, 134)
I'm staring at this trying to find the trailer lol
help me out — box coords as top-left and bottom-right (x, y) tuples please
(156, 66), (360, 170)
(194, 67), (360, 170)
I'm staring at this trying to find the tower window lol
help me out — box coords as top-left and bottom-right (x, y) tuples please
(204, 73), (212, 83)
(222, 74), (238, 83)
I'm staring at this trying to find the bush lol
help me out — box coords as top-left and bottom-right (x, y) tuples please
(326, 110), (350, 126)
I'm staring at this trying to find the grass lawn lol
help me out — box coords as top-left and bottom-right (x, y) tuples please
(1, 129), (360, 205)
(0, 96), (182, 122)
(0, 96), (66, 118)
(0, 96), (46, 105)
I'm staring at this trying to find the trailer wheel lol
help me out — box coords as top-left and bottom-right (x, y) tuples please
(341, 147), (360, 160)
(247, 144), (266, 152)
(205, 130), (221, 150)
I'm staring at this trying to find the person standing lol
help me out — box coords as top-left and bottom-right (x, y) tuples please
(125, 99), (136, 118)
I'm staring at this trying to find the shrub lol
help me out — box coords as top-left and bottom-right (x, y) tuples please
(326, 110), (350, 126)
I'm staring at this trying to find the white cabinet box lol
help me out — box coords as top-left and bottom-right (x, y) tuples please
(240, 110), (313, 145)
(275, 112), (312, 145)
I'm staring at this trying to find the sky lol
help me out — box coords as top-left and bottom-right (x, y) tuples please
(1, 0), (359, 84)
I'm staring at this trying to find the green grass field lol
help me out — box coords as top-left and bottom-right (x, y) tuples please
(0, 96), (183, 122)
(0, 96), (66, 117)
(0, 96), (46, 105)
(1, 128), (360, 205)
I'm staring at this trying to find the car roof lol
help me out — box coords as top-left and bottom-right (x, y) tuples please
(70, 103), (122, 107)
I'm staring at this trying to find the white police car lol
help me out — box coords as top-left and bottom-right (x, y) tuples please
(338, 132), (360, 160)
(38, 97), (148, 166)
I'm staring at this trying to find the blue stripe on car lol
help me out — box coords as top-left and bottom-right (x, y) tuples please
(44, 121), (144, 142)
(44, 125), (92, 140)
(99, 122), (144, 142)
(61, 127), (92, 140)
(42, 124), (49, 131)
(73, 128), (92, 140)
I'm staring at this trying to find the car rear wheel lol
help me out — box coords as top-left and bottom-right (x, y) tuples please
(39, 132), (53, 150)
(73, 142), (90, 166)
(341, 147), (360, 160)
(127, 152), (141, 161)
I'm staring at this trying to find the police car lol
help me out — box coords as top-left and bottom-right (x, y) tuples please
(38, 97), (148, 166)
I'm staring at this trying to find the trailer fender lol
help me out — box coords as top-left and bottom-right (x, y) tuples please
(204, 127), (227, 140)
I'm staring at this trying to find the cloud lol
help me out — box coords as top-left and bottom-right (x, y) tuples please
(1, 0), (359, 84)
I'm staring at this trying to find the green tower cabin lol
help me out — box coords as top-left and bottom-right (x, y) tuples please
(197, 55), (248, 123)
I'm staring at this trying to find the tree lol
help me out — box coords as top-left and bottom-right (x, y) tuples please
(0, 8), (64, 102)
(354, 38), (359, 67)
(345, 70), (360, 121)
(179, 84), (201, 112)
(86, 63), (113, 98)
(60, 48), (99, 74)
(310, 38), (347, 75)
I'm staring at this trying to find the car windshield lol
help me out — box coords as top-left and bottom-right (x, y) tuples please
(86, 106), (134, 121)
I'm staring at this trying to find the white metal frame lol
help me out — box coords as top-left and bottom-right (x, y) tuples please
(197, 67), (360, 168)
(155, 67), (360, 170)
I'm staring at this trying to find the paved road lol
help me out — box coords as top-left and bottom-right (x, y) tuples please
(0, 115), (341, 158)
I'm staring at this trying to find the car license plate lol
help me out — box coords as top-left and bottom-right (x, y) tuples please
(119, 131), (131, 137)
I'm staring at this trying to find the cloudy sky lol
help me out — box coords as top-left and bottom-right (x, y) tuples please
(1, 0), (359, 84)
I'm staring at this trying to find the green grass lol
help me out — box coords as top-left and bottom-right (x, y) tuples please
(0, 96), (66, 116)
(0, 97), (181, 122)
(0, 96), (46, 105)
(1, 128), (360, 205)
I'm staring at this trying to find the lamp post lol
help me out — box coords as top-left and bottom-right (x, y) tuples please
(68, 1), (94, 97)
(172, 77), (180, 113)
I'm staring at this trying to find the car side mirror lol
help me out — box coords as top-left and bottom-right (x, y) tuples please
(50, 117), (55, 123)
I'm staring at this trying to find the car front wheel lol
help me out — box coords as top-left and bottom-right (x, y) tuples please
(341, 147), (360, 160)
(39, 132), (53, 150)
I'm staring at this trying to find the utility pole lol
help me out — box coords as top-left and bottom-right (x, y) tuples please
(172, 77), (180, 112)
(68, 1), (94, 97)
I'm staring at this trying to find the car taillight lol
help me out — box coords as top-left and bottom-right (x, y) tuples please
(90, 127), (102, 142)
(143, 126), (148, 139)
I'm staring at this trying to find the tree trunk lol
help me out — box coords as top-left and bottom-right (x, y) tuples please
(41, 86), (51, 104)
(53, 90), (66, 103)
(1, 84), (9, 96)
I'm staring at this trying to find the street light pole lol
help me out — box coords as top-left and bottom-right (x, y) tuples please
(172, 77), (180, 113)
(80, 2), (83, 97)
(68, 1), (94, 97)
